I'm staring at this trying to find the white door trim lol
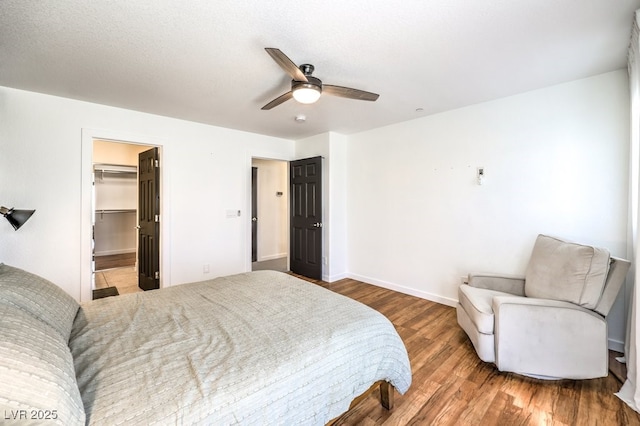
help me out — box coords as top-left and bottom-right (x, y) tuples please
(80, 129), (170, 302)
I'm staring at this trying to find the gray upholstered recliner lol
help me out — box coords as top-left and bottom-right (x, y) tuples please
(456, 234), (631, 379)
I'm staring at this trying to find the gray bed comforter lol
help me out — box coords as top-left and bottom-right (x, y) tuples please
(69, 271), (411, 425)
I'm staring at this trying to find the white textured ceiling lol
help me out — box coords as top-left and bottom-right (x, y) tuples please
(1, 0), (638, 140)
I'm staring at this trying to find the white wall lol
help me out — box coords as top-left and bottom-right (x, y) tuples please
(328, 133), (348, 280)
(346, 71), (630, 347)
(94, 139), (147, 166)
(251, 159), (288, 261)
(295, 132), (349, 281)
(0, 86), (295, 301)
(94, 211), (137, 256)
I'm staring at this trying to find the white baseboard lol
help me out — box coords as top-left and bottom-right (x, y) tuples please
(95, 248), (136, 257)
(608, 338), (625, 353)
(347, 273), (458, 308)
(325, 272), (349, 283)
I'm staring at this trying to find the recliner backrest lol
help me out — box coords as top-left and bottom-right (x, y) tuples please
(524, 234), (610, 310)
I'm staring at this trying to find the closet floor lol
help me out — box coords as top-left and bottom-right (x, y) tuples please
(95, 267), (142, 297)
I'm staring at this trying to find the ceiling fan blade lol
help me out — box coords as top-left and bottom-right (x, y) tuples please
(323, 85), (379, 101)
(265, 48), (308, 82)
(261, 91), (294, 110)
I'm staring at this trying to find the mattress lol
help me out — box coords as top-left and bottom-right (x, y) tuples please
(69, 270), (411, 425)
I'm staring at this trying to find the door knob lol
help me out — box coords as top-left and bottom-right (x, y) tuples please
(312, 222), (323, 228)
(252, 217), (257, 222)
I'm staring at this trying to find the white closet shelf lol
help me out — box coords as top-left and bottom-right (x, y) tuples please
(94, 163), (137, 175)
(96, 209), (136, 214)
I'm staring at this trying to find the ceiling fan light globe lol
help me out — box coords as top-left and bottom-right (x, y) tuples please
(292, 85), (321, 104)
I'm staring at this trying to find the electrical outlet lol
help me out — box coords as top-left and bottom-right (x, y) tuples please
(203, 264), (210, 274)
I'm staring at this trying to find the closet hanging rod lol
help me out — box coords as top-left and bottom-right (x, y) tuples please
(96, 209), (136, 214)
(96, 170), (136, 175)
(93, 163), (137, 174)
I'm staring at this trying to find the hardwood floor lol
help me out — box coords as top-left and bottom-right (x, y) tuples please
(296, 275), (640, 425)
(95, 252), (136, 271)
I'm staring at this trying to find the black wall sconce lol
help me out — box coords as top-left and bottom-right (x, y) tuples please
(1, 206), (35, 230)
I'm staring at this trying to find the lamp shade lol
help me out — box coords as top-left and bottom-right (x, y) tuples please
(1, 207), (35, 231)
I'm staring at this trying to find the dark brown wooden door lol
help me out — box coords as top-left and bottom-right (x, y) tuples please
(290, 156), (322, 279)
(138, 147), (160, 290)
(251, 166), (258, 263)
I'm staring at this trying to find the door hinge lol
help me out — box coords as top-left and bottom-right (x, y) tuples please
(155, 159), (159, 168)
(154, 271), (160, 280)
(155, 214), (160, 222)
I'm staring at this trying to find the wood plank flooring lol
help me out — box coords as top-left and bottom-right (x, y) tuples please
(295, 275), (640, 425)
(95, 252), (136, 271)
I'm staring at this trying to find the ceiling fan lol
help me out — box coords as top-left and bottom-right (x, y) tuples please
(261, 48), (379, 110)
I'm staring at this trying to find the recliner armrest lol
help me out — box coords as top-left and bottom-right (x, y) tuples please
(594, 256), (631, 316)
(468, 273), (525, 296)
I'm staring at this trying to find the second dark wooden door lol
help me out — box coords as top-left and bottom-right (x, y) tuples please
(251, 166), (258, 263)
(290, 156), (322, 280)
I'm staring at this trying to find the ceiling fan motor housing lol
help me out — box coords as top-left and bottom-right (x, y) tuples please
(292, 75), (322, 93)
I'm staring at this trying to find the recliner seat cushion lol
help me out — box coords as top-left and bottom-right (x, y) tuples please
(524, 235), (610, 310)
(458, 284), (514, 335)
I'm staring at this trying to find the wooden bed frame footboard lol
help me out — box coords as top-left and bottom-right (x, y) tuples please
(327, 380), (395, 425)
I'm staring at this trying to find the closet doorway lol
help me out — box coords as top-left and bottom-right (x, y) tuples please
(92, 140), (154, 299)
(251, 158), (289, 273)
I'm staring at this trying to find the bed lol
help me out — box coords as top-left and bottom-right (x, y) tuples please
(0, 264), (411, 425)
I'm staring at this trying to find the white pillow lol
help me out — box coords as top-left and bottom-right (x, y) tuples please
(0, 264), (79, 342)
(0, 304), (85, 425)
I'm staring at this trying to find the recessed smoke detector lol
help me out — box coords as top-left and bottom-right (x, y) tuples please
(295, 114), (306, 123)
